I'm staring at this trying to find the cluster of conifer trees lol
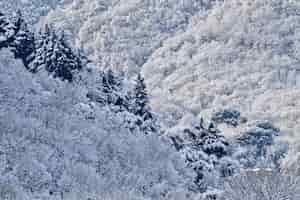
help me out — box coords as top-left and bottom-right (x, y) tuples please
(0, 10), (156, 134)
(0, 10), (82, 81)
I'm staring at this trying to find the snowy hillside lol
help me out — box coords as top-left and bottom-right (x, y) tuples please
(142, 0), (300, 138)
(43, 0), (218, 74)
(0, 0), (65, 27)
(0, 49), (191, 200)
(1, 0), (300, 199)
(44, 0), (300, 142)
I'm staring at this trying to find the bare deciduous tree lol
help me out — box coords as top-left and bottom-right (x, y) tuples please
(222, 169), (300, 200)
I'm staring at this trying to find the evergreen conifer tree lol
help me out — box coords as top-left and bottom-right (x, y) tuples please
(28, 25), (51, 72)
(132, 74), (152, 120)
(29, 24), (82, 81)
(11, 10), (35, 67)
(102, 69), (116, 93)
(101, 69), (123, 106)
(170, 119), (234, 192)
(86, 69), (126, 108)
(130, 74), (158, 134)
(0, 11), (16, 48)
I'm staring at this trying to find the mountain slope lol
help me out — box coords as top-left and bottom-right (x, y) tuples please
(44, 0), (300, 143)
(142, 0), (300, 138)
(0, 49), (191, 200)
(43, 0), (218, 74)
(0, 0), (65, 27)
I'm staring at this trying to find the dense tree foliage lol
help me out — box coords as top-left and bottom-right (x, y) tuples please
(29, 24), (82, 81)
(223, 169), (300, 200)
(168, 118), (237, 194)
(0, 0), (65, 26)
(0, 49), (193, 200)
(11, 10), (35, 67)
(0, 11), (16, 48)
(1, 1), (300, 199)
(235, 121), (288, 169)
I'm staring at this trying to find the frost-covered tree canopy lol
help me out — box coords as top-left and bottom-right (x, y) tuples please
(44, 0), (300, 143)
(0, 0), (65, 27)
(2, 0), (300, 199)
(29, 24), (83, 81)
(223, 169), (300, 200)
(142, 0), (300, 137)
(43, 0), (219, 74)
(0, 49), (193, 199)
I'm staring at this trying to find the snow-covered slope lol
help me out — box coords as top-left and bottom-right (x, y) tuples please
(0, 49), (192, 200)
(0, 0), (65, 27)
(142, 0), (300, 138)
(44, 0), (300, 141)
(43, 0), (218, 74)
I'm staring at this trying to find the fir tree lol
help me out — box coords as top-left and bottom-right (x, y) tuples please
(87, 69), (125, 107)
(132, 74), (152, 120)
(29, 25), (51, 72)
(29, 24), (82, 81)
(11, 10), (35, 67)
(130, 74), (158, 134)
(0, 11), (16, 48)
(101, 69), (123, 105)
(170, 120), (234, 192)
(102, 69), (117, 93)
(101, 69), (114, 104)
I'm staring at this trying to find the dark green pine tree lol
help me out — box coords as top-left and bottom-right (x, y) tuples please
(132, 74), (153, 121)
(11, 10), (35, 68)
(29, 24), (82, 81)
(0, 11), (16, 48)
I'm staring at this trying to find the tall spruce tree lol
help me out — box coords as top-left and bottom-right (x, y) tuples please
(86, 69), (127, 109)
(11, 10), (35, 67)
(29, 24), (82, 81)
(102, 69), (123, 106)
(130, 74), (158, 134)
(0, 11), (16, 48)
(29, 25), (51, 73)
(132, 74), (152, 120)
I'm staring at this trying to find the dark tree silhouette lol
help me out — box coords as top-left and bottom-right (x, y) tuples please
(29, 24), (82, 81)
(11, 10), (35, 67)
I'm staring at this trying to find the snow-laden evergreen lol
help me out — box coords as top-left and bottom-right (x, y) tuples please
(167, 116), (238, 194)
(0, 11), (16, 47)
(235, 121), (288, 169)
(29, 25), (82, 81)
(11, 11), (35, 67)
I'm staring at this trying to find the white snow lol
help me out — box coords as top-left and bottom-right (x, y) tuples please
(0, 49), (193, 199)
(141, 0), (300, 139)
(43, 0), (300, 145)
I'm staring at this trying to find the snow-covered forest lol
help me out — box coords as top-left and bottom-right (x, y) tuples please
(1, 0), (300, 199)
